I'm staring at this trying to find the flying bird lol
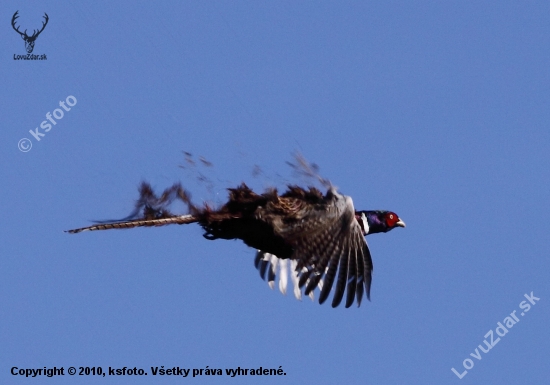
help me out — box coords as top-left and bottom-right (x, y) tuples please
(67, 180), (404, 308)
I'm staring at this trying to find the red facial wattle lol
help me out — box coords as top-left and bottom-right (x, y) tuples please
(385, 212), (399, 228)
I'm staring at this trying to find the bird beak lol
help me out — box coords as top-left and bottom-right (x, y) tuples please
(396, 219), (406, 228)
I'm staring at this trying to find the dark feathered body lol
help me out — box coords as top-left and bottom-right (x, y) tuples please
(198, 184), (330, 260)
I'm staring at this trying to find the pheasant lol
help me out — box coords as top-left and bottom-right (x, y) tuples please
(67, 182), (405, 308)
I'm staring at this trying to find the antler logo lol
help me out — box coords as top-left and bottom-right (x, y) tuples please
(11, 11), (49, 54)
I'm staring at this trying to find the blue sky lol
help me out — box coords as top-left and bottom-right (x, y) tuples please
(1, 1), (549, 384)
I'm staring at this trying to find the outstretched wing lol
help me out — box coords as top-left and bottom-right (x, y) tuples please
(255, 190), (373, 308)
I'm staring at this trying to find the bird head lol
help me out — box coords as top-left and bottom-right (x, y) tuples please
(356, 210), (406, 235)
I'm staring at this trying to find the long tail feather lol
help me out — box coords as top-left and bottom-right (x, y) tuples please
(66, 215), (198, 234)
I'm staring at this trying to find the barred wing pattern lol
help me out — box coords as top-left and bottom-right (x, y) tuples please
(255, 191), (373, 308)
(255, 253), (306, 300)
